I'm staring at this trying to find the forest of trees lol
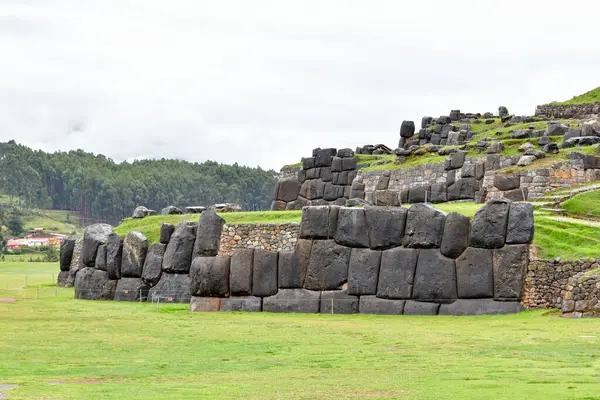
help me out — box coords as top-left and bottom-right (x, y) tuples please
(0, 141), (277, 225)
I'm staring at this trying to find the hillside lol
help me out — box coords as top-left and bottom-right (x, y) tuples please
(548, 86), (600, 105)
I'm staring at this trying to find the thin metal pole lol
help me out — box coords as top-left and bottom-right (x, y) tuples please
(331, 298), (334, 315)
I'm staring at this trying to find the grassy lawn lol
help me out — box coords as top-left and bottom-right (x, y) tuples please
(21, 209), (79, 235)
(548, 86), (600, 105)
(562, 190), (600, 217)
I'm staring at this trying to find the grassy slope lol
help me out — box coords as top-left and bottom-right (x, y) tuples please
(562, 190), (600, 216)
(549, 86), (600, 105)
(0, 264), (599, 400)
(21, 210), (79, 235)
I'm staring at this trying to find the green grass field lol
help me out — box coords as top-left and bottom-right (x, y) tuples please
(1, 262), (599, 400)
(548, 86), (600, 105)
(562, 190), (600, 217)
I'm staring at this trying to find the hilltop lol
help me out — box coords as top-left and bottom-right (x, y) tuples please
(548, 86), (600, 105)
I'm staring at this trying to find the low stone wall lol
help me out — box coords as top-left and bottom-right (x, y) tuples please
(219, 223), (299, 255)
(561, 271), (600, 317)
(535, 103), (600, 119)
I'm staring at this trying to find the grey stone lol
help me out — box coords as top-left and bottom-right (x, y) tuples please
(160, 223), (175, 244)
(447, 178), (479, 201)
(189, 297), (222, 312)
(302, 157), (315, 170)
(470, 197), (510, 249)
(220, 296), (262, 312)
(132, 206), (149, 218)
(506, 203), (534, 244)
(57, 270), (70, 287)
(295, 239), (312, 287)
(194, 210), (225, 257)
(517, 155), (536, 166)
(74, 267), (117, 300)
(299, 178), (325, 200)
(315, 148), (336, 167)
(331, 157), (342, 172)
(444, 151), (465, 170)
(320, 290), (359, 314)
(400, 120), (416, 138)
(323, 182), (339, 201)
(430, 183), (447, 203)
(278, 251), (303, 288)
(147, 273), (191, 303)
(408, 185), (431, 203)
(475, 163), (485, 180)
(114, 277), (150, 302)
(455, 247), (493, 298)
(121, 231), (148, 278)
(161, 205), (183, 215)
(342, 157), (357, 171)
(571, 152), (600, 169)
(503, 187), (528, 202)
(321, 167), (332, 183)
(252, 250), (279, 297)
(493, 174), (520, 191)
(365, 206), (407, 250)
(162, 221), (196, 273)
(300, 205), (337, 239)
(60, 237), (76, 272)
(421, 116), (433, 128)
(263, 289), (320, 313)
(376, 248), (418, 299)
(106, 233), (123, 280)
(95, 244), (107, 271)
(337, 148), (355, 158)
(403, 301), (440, 315)
(376, 176), (390, 190)
(185, 206), (206, 214)
(412, 249), (457, 303)
(439, 299), (524, 315)
(81, 223), (113, 268)
(304, 240), (351, 290)
(230, 249), (254, 296)
(461, 162), (475, 178)
(542, 143), (559, 154)
(487, 141), (505, 154)
(190, 256), (231, 297)
(297, 169), (307, 184)
(359, 296), (405, 315)
(440, 212), (470, 258)
(493, 244), (529, 300)
(403, 204), (446, 248)
(141, 242), (166, 286)
(485, 154), (501, 170)
(335, 207), (369, 248)
(276, 178), (302, 202)
(347, 248), (382, 295)
(563, 128), (581, 141)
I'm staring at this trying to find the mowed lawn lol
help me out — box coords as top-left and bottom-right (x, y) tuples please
(1, 263), (600, 399)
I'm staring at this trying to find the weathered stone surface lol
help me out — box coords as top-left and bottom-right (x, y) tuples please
(147, 273), (191, 303)
(347, 248), (382, 295)
(315, 148), (336, 167)
(503, 188), (528, 202)
(408, 185), (431, 203)
(162, 222), (196, 273)
(299, 206), (337, 239)
(493, 245), (529, 300)
(337, 148), (355, 158)
(376, 248), (418, 299)
(57, 270), (70, 287)
(570, 151), (600, 169)
(132, 206), (149, 218)
(277, 178), (302, 202)
(359, 296), (405, 315)
(263, 289), (320, 313)
(439, 299), (523, 315)
(190, 256), (231, 297)
(160, 223), (175, 244)
(455, 247), (493, 298)
(506, 203), (534, 244)
(320, 290), (359, 314)
(230, 249), (254, 296)
(430, 183), (447, 203)
(400, 120), (416, 138)
(403, 301), (440, 315)
(299, 178), (325, 200)
(342, 157), (357, 171)
(141, 242), (166, 286)
(302, 157), (315, 170)
(403, 204), (446, 248)
(440, 212), (470, 258)
(114, 277), (150, 302)
(95, 244), (107, 271)
(81, 223), (113, 268)
(447, 178), (479, 201)
(412, 249), (457, 303)
(60, 237), (76, 271)
(335, 207), (369, 248)
(493, 174), (520, 191)
(444, 151), (465, 170)
(189, 297), (222, 312)
(106, 233), (123, 280)
(194, 210), (225, 257)
(121, 231), (148, 278)
(74, 267), (117, 300)
(304, 240), (351, 290)
(161, 205), (183, 215)
(278, 251), (303, 288)
(365, 206), (407, 250)
(470, 197), (510, 249)
(252, 250), (279, 297)
(220, 296), (262, 312)
(185, 206), (206, 214)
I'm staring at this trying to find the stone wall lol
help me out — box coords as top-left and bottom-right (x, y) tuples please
(219, 223), (299, 255)
(535, 103), (600, 119)
(561, 271), (600, 317)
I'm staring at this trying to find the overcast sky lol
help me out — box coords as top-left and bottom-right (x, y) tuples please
(0, 0), (599, 170)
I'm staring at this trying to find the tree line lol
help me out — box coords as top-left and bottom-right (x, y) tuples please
(0, 140), (277, 225)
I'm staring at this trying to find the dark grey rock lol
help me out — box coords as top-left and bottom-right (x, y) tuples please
(440, 212), (470, 258)
(506, 203), (534, 244)
(106, 233), (123, 280)
(302, 157), (315, 170)
(542, 142), (559, 154)
(297, 169), (307, 184)
(444, 151), (465, 170)
(230, 249), (254, 296)
(403, 204), (446, 248)
(263, 289), (320, 313)
(95, 244), (107, 271)
(160, 223), (175, 244)
(220, 296), (262, 312)
(439, 299), (523, 315)
(194, 210), (225, 257)
(114, 277), (150, 302)
(461, 162), (475, 178)
(276, 178), (302, 202)
(60, 237), (76, 272)
(376, 176), (390, 190)
(487, 141), (505, 154)
(335, 207), (369, 248)
(190, 256), (231, 297)
(403, 301), (440, 315)
(412, 249), (457, 303)
(147, 273), (191, 303)
(571, 152), (600, 169)
(132, 206), (149, 218)
(503, 187), (528, 202)
(57, 270), (70, 287)
(320, 290), (359, 314)
(493, 245), (529, 300)
(141, 242), (166, 286)
(376, 248), (418, 299)
(121, 231), (148, 278)
(81, 223), (113, 268)
(252, 250), (279, 297)
(299, 205), (337, 239)
(447, 178), (479, 201)
(323, 182), (339, 201)
(342, 157), (357, 171)
(299, 178), (325, 200)
(315, 148), (336, 167)
(365, 206), (407, 250)
(337, 148), (355, 158)
(331, 157), (342, 172)
(470, 197), (510, 249)
(162, 222), (197, 273)
(347, 248), (382, 296)
(321, 167), (332, 183)
(278, 251), (303, 288)
(161, 205), (183, 215)
(400, 120), (416, 138)
(408, 185), (431, 203)
(475, 163), (485, 180)
(455, 247), (493, 298)
(430, 183), (447, 203)
(421, 116), (433, 128)
(538, 136), (550, 146)
(359, 296), (405, 315)
(563, 128), (581, 141)
(185, 206), (206, 214)
(74, 267), (117, 300)
(485, 154), (501, 170)
(493, 174), (520, 191)
(304, 240), (351, 290)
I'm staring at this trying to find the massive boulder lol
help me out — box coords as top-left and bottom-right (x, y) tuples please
(120, 231), (148, 278)
(359, 296), (405, 315)
(263, 289), (320, 313)
(447, 178), (479, 201)
(320, 290), (359, 314)
(493, 174), (520, 191)
(194, 210), (225, 257)
(444, 151), (465, 170)
(304, 240), (351, 290)
(376, 248), (418, 299)
(159, 223), (175, 244)
(74, 267), (117, 300)
(439, 299), (523, 316)
(408, 185), (431, 203)
(400, 120), (416, 138)
(161, 206), (183, 215)
(189, 256), (231, 298)
(106, 233), (123, 280)
(493, 245), (529, 300)
(220, 296), (262, 312)
(347, 248), (382, 296)
(132, 206), (150, 218)
(470, 197), (511, 249)
(278, 251), (303, 288)
(114, 278), (150, 302)
(95, 244), (107, 271)
(141, 242), (166, 286)
(315, 148), (336, 167)
(59, 237), (76, 272)
(412, 249), (457, 303)
(440, 212), (470, 259)
(455, 247), (494, 298)
(276, 178), (302, 202)
(506, 202), (534, 244)
(148, 273), (191, 303)
(81, 224), (113, 268)
(335, 207), (369, 248)
(403, 301), (440, 315)
(365, 206), (407, 250)
(162, 222), (196, 273)
(230, 249), (254, 296)
(403, 204), (446, 248)
(252, 250), (279, 297)
(299, 206), (338, 239)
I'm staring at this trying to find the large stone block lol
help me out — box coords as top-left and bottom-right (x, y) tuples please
(400, 120), (416, 138)
(160, 223), (175, 244)
(444, 151), (465, 170)
(506, 203), (534, 244)
(408, 185), (431, 203)
(470, 197), (510, 249)
(299, 206), (338, 239)
(438, 299), (524, 315)
(403, 301), (440, 315)
(365, 206), (407, 250)
(493, 174), (520, 191)
(277, 178), (302, 202)
(447, 178), (479, 201)
(189, 297), (222, 312)
(376, 248), (418, 299)
(335, 207), (369, 248)
(162, 222), (196, 273)
(315, 148), (336, 167)
(429, 183), (447, 203)
(440, 212), (470, 258)
(302, 157), (315, 170)
(342, 157), (357, 171)
(59, 237), (76, 272)
(121, 231), (148, 278)
(141, 242), (166, 286)
(230, 249), (254, 296)
(412, 249), (457, 303)
(320, 290), (359, 314)
(220, 296), (262, 312)
(455, 247), (493, 298)
(57, 270), (70, 287)
(194, 210), (225, 257)
(403, 204), (446, 248)
(106, 233), (123, 280)
(493, 245), (529, 300)
(252, 250), (279, 297)
(95, 244), (107, 271)
(299, 179), (325, 200)
(347, 248), (382, 296)
(81, 224), (113, 268)
(114, 278), (150, 302)
(359, 296), (405, 315)
(190, 256), (231, 297)
(74, 267), (117, 300)
(278, 251), (303, 288)
(263, 289), (320, 313)
(304, 240), (351, 290)
(147, 273), (191, 303)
